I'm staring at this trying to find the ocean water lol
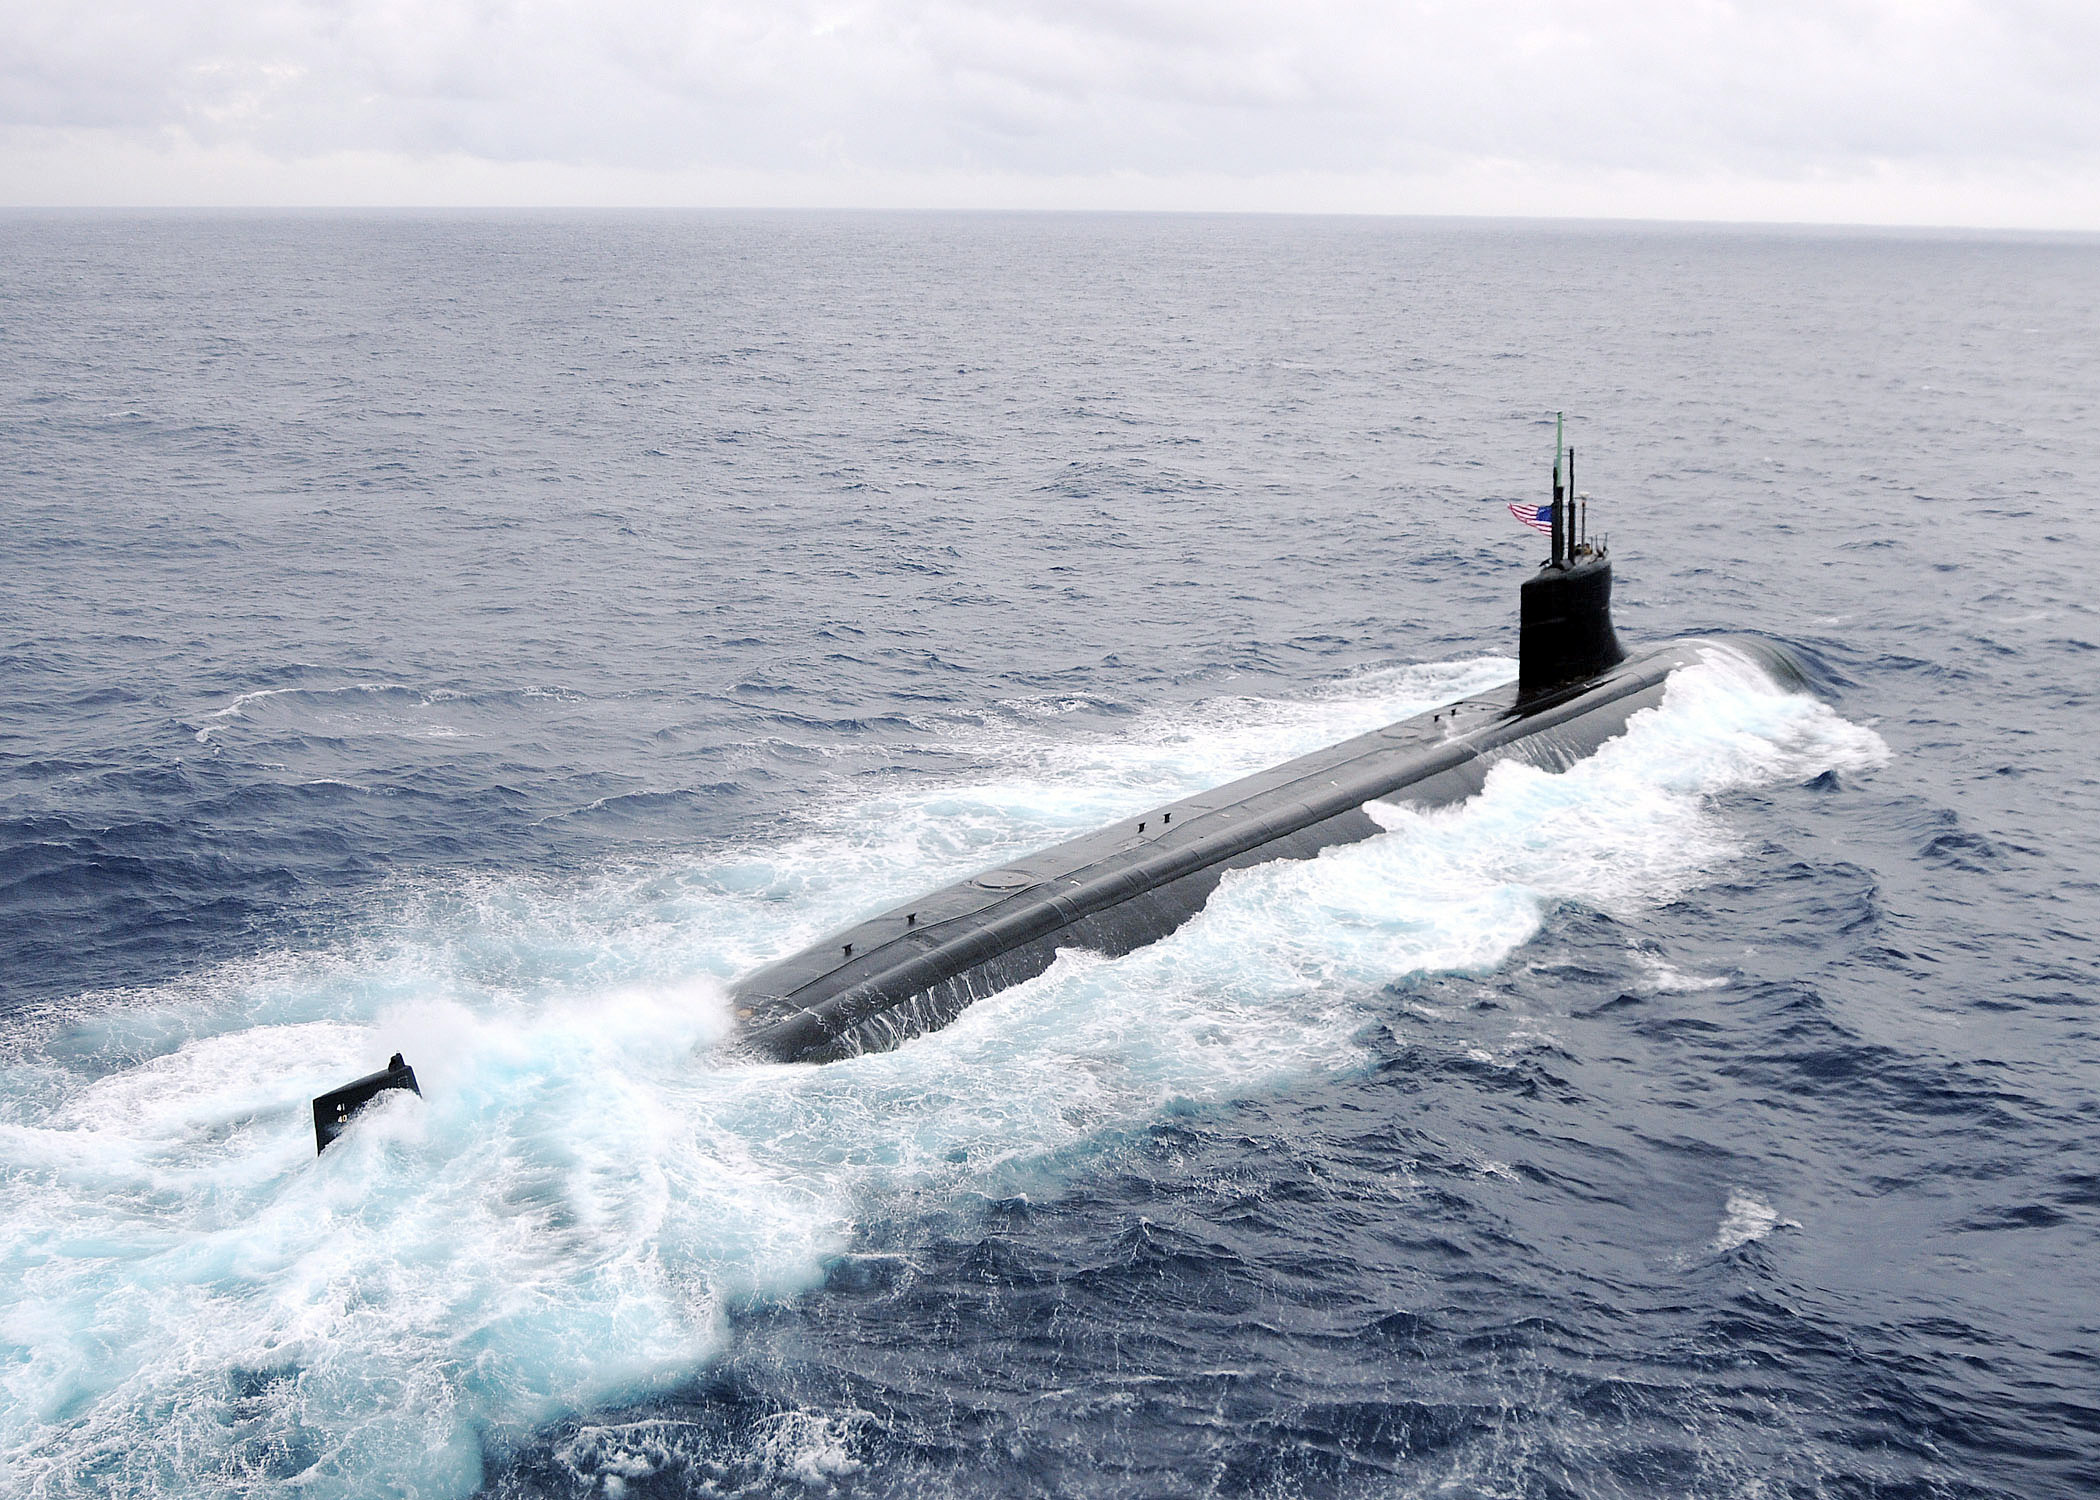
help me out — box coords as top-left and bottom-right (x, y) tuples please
(1, 211), (2096, 1499)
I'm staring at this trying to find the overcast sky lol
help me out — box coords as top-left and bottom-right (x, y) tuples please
(4, 0), (2097, 226)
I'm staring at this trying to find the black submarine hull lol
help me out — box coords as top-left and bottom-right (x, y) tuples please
(731, 634), (1804, 1064)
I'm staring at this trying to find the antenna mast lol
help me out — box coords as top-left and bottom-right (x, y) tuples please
(1517, 410), (1626, 702)
(1550, 411), (1566, 565)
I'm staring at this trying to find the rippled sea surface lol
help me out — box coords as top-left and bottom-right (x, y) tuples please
(3, 212), (2097, 1499)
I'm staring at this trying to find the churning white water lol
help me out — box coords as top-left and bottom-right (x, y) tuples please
(0, 649), (1886, 1498)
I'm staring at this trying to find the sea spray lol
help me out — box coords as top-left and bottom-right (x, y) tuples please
(0, 652), (1884, 1498)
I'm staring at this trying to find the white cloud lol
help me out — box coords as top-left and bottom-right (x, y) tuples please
(2, 0), (2096, 224)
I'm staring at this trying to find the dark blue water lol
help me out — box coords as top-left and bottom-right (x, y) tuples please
(3, 212), (2097, 1499)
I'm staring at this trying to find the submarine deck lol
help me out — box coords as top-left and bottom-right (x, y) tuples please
(732, 637), (1771, 1063)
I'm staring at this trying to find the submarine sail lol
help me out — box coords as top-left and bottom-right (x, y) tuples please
(728, 429), (1802, 1064)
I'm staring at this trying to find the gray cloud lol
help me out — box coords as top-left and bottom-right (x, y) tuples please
(3, 1), (2097, 213)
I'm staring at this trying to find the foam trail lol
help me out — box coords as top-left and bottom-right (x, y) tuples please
(1711, 1190), (1801, 1253)
(0, 653), (1884, 1498)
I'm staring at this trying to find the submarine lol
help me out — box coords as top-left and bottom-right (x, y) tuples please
(726, 428), (1803, 1065)
(311, 422), (1803, 1142)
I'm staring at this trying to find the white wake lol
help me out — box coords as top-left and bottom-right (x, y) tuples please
(0, 649), (1885, 1498)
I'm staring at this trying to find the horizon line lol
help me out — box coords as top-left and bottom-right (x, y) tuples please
(5, 204), (2098, 239)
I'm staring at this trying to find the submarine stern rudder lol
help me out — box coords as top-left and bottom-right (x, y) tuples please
(312, 1052), (421, 1153)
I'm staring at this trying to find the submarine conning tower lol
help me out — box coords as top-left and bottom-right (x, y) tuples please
(1518, 420), (1625, 704)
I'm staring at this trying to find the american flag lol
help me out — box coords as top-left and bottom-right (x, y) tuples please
(1508, 501), (1555, 535)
